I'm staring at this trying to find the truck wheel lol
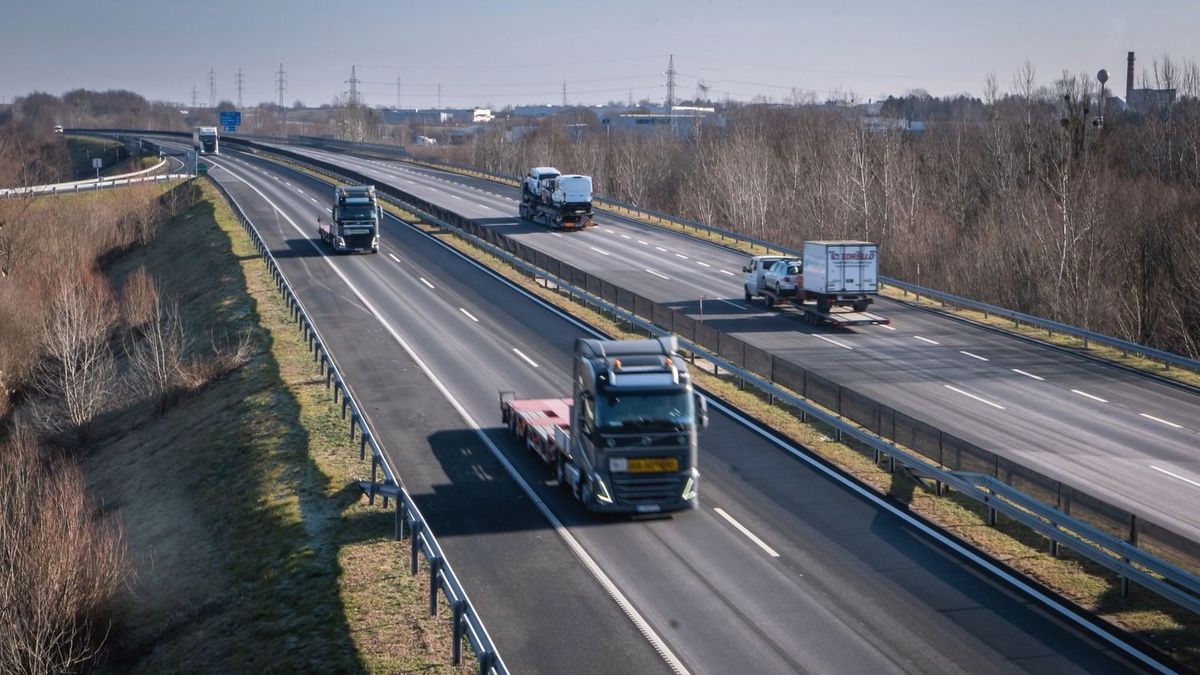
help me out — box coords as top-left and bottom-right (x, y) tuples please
(744, 286), (752, 302)
(852, 302), (868, 313)
(818, 299), (832, 314)
(556, 455), (566, 485)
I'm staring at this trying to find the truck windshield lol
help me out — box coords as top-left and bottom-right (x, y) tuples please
(339, 206), (376, 221)
(597, 390), (692, 431)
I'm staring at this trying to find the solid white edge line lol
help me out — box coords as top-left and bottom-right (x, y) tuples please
(713, 508), (781, 558)
(388, 253), (401, 263)
(645, 268), (670, 280)
(209, 158), (691, 675)
(227, 152), (1170, 675)
(419, 277), (435, 289)
(459, 307), (480, 322)
(511, 347), (539, 368)
(944, 384), (1006, 410)
(1071, 389), (1109, 403)
(1011, 368), (1044, 381)
(914, 335), (940, 345)
(1140, 413), (1183, 430)
(1149, 465), (1200, 488)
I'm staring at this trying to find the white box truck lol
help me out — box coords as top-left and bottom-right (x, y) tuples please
(744, 240), (888, 326)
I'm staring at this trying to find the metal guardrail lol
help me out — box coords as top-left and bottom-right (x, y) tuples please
(243, 145), (1200, 618)
(205, 173), (508, 675)
(0, 172), (189, 198)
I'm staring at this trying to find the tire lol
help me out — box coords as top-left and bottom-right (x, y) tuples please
(556, 455), (566, 485)
(580, 481), (593, 507)
(817, 299), (832, 314)
(744, 286), (753, 302)
(852, 303), (868, 313)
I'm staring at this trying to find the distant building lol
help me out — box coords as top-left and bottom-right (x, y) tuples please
(472, 108), (494, 123)
(1124, 51), (1176, 115)
(600, 111), (722, 138)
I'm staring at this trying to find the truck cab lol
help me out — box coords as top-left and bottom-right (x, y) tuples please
(564, 337), (705, 513)
(319, 185), (380, 253)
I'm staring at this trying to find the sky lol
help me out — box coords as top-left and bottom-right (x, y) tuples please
(1, 0), (1196, 109)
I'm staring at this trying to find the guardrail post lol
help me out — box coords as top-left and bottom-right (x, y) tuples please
(451, 600), (466, 665)
(477, 651), (495, 675)
(395, 498), (405, 540)
(360, 435), (368, 460)
(987, 502), (997, 527)
(410, 522), (422, 575)
(429, 557), (442, 616)
(368, 455), (379, 505)
(341, 394), (348, 419)
(332, 380), (339, 404)
(349, 413), (358, 441)
(1120, 515), (1139, 598)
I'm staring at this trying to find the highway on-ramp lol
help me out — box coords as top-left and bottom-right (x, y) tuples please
(164, 139), (1154, 673)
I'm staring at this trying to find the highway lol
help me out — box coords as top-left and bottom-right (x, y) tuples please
(251, 142), (1200, 545)
(175, 139), (1152, 673)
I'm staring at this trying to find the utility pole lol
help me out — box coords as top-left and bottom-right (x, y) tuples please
(236, 67), (244, 108)
(395, 76), (402, 109)
(665, 54), (676, 115)
(208, 67), (216, 108)
(346, 65), (360, 105)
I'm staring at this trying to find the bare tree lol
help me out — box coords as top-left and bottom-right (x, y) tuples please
(0, 423), (126, 675)
(125, 288), (189, 414)
(33, 267), (118, 439)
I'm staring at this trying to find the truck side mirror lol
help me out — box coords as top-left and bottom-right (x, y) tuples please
(742, 265), (750, 273)
(695, 394), (709, 430)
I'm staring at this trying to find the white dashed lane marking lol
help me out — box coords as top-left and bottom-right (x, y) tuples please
(944, 385), (1006, 410)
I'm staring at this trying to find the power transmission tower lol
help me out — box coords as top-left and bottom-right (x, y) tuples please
(275, 63), (287, 110)
(346, 65), (360, 105)
(208, 67), (216, 108)
(562, 80), (567, 107)
(236, 67), (244, 108)
(665, 54), (676, 115)
(396, 76), (402, 109)
(437, 84), (442, 109)
(628, 89), (634, 108)
(191, 85), (198, 109)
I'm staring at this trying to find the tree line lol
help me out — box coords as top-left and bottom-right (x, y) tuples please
(436, 59), (1200, 357)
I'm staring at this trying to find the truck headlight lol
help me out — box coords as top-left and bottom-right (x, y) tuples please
(594, 477), (614, 504)
(682, 469), (698, 501)
(336, 237), (345, 246)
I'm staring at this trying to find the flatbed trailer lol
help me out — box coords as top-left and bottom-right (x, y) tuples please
(500, 395), (573, 465)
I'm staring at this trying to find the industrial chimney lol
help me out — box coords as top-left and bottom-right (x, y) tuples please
(1126, 51), (1135, 103)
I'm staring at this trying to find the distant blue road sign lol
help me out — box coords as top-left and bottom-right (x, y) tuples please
(222, 125), (237, 133)
(219, 111), (242, 128)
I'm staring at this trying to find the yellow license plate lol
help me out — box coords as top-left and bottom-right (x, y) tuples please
(628, 458), (679, 473)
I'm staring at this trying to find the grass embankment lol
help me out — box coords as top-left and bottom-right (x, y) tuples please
(87, 181), (467, 673)
(64, 136), (124, 178)
(368, 198), (1198, 669)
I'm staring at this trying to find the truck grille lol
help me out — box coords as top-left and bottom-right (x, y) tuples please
(612, 474), (685, 505)
(344, 233), (375, 249)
